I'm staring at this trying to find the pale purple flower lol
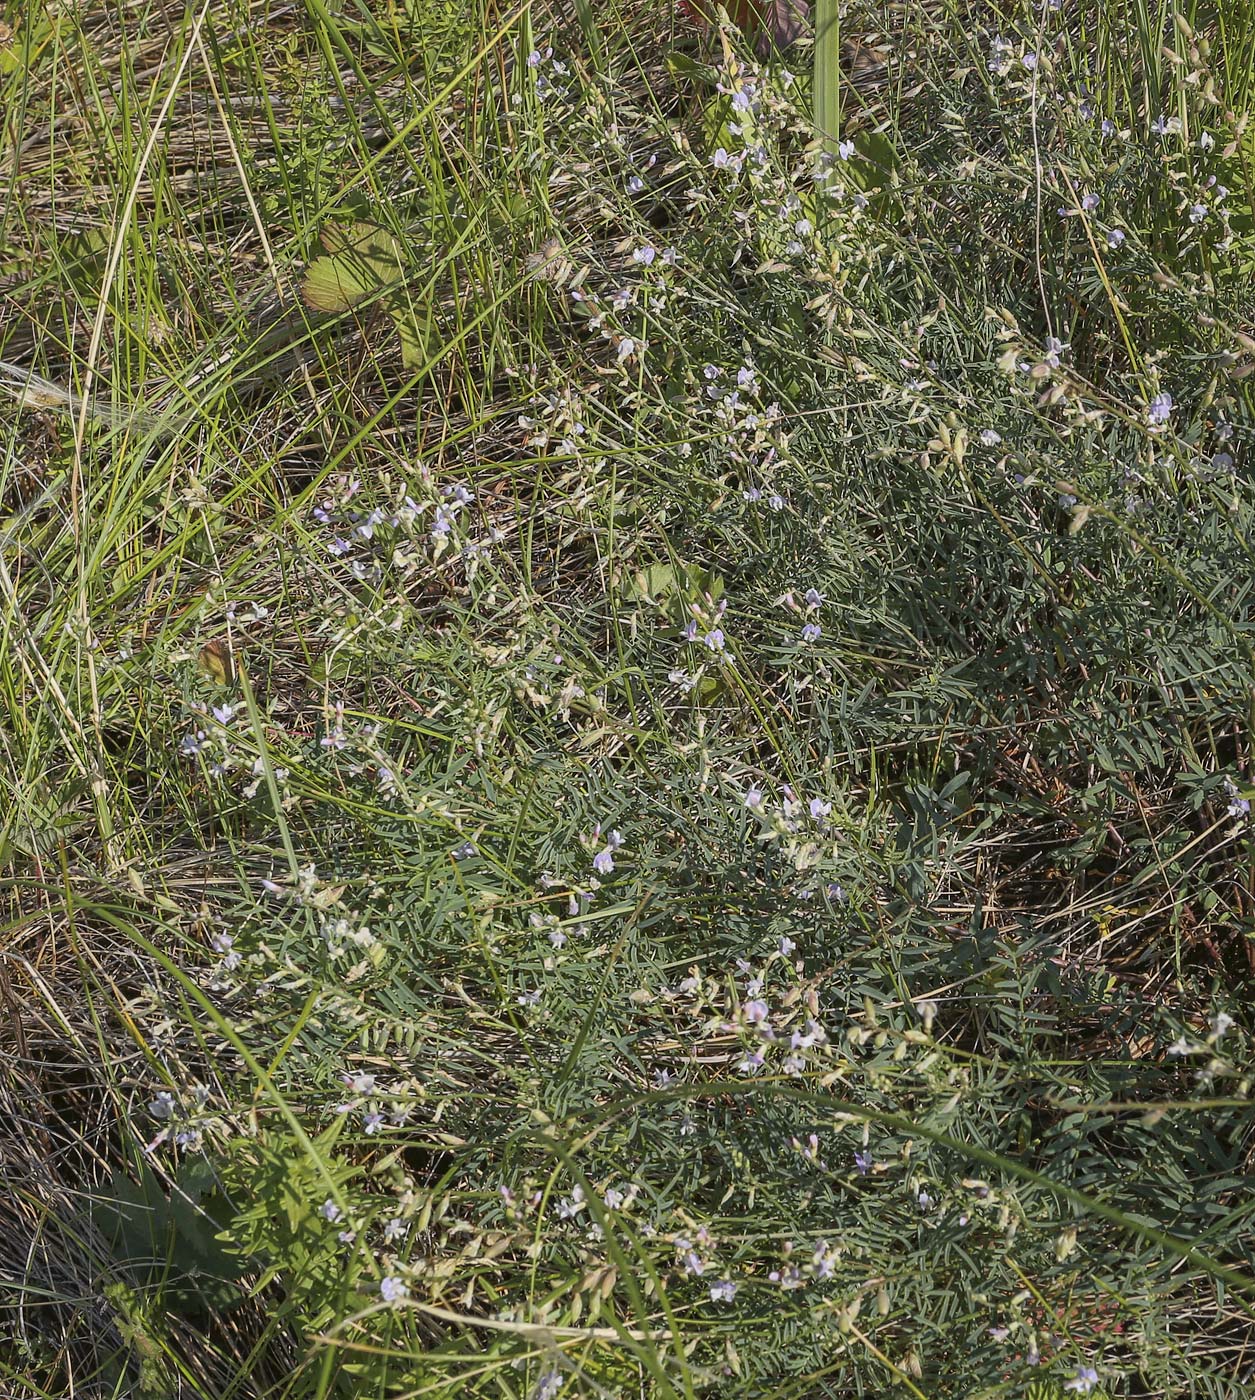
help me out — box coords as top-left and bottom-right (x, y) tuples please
(837, 138), (855, 161)
(800, 623), (822, 643)
(149, 1091), (176, 1120)
(1189, 203), (1207, 224)
(593, 847), (616, 875)
(854, 1148), (872, 1175)
(1225, 780), (1250, 818)
(430, 504), (457, 538)
(1081, 192), (1099, 211)
(320, 1199), (342, 1222)
(380, 1275), (408, 1304)
(704, 628), (725, 652)
(709, 1279), (737, 1302)
(1063, 1367), (1099, 1394)
(791, 1019), (824, 1049)
(808, 797), (831, 820)
(987, 35), (1013, 74)
(710, 147), (733, 169)
(1107, 227), (1125, 248)
(744, 998), (771, 1025)
(535, 1372), (564, 1400)
(363, 1111), (385, 1134)
(632, 245), (657, 265)
(979, 428), (1002, 446)
(745, 786), (765, 810)
(797, 1132), (821, 1160)
(1147, 392), (1173, 427)
(627, 175), (645, 194)
(803, 587), (823, 610)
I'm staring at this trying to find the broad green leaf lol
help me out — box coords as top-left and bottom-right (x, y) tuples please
(302, 221), (405, 313)
(389, 304), (431, 369)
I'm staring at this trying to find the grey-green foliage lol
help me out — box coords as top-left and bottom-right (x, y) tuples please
(5, 0), (1255, 1397)
(151, 10), (1255, 1395)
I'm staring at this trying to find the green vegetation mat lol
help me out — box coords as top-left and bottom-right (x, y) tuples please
(3, 0), (1255, 1395)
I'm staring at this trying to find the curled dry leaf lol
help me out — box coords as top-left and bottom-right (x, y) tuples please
(681, 0), (810, 53)
(198, 638), (234, 685)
